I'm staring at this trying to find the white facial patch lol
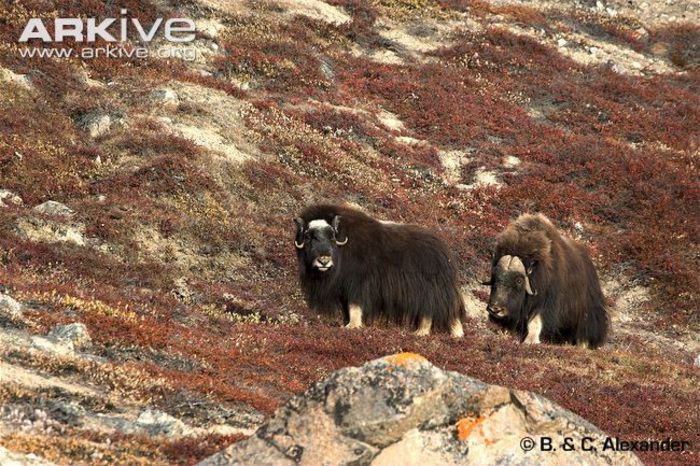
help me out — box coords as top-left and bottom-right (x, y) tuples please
(308, 219), (331, 230)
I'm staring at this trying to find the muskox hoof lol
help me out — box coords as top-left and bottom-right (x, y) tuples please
(344, 322), (363, 330)
(523, 333), (541, 344)
(413, 317), (432, 336)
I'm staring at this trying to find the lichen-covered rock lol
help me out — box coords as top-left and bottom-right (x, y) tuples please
(0, 67), (32, 90)
(15, 217), (85, 246)
(77, 111), (124, 138)
(33, 200), (74, 216)
(135, 409), (193, 437)
(150, 88), (180, 109)
(0, 446), (56, 466)
(0, 189), (23, 207)
(0, 292), (24, 325)
(200, 353), (642, 466)
(48, 323), (92, 349)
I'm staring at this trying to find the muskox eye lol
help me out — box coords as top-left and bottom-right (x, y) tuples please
(516, 277), (523, 286)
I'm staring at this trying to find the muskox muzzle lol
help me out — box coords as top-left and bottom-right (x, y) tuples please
(485, 255), (535, 319)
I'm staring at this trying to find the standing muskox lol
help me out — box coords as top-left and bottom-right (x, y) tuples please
(294, 204), (465, 337)
(483, 213), (608, 348)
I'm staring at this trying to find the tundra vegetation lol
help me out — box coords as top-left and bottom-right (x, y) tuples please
(0, 0), (698, 465)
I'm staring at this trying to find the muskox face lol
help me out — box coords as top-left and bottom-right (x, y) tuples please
(486, 255), (535, 320)
(294, 216), (347, 273)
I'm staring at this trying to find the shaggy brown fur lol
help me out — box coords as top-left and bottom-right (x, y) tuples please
(486, 214), (609, 348)
(294, 204), (465, 335)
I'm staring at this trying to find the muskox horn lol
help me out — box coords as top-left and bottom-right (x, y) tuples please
(498, 255), (536, 295)
(294, 217), (305, 249)
(332, 215), (348, 246)
(496, 255), (511, 271)
(524, 276), (536, 295)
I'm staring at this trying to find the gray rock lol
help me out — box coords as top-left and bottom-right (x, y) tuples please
(15, 217), (85, 246)
(150, 88), (180, 109)
(136, 409), (192, 437)
(0, 292), (24, 324)
(694, 354), (700, 367)
(0, 446), (56, 465)
(635, 27), (650, 42)
(0, 189), (23, 207)
(33, 200), (74, 216)
(78, 112), (113, 138)
(48, 323), (92, 349)
(50, 401), (86, 426)
(31, 335), (75, 356)
(0, 67), (32, 90)
(610, 62), (627, 74)
(503, 155), (521, 168)
(200, 354), (642, 466)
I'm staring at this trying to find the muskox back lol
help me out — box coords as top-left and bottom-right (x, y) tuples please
(294, 204), (465, 336)
(487, 214), (608, 348)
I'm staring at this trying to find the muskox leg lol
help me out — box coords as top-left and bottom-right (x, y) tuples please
(345, 304), (363, 329)
(577, 340), (590, 349)
(524, 313), (543, 344)
(450, 319), (464, 338)
(413, 316), (432, 336)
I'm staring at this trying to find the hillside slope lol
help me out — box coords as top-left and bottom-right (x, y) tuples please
(0, 0), (698, 464)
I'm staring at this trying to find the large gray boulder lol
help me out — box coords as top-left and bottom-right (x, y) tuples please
(199, 353), (641, 466)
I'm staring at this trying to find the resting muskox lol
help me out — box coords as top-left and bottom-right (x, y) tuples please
(483, 213), (608, 348)
(294, 204), (465, 337)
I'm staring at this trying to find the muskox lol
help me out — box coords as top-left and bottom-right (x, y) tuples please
(483, 213), (608, 348)
(294, 204), (465, 337)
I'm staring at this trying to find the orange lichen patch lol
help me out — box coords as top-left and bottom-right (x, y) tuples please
(456, 416), (485, 441)
(384, 352), (428, 366)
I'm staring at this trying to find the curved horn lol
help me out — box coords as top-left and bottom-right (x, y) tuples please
(332, 215), (347, 246)
(524, 276), (536, 295)
(496, 255), (513, 271)
(294, 217), (305, 250)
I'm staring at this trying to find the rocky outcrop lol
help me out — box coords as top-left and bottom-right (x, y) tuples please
(76, 111), (126, 138)
(200, 353), (642, 466)
(0, 292), (25, 327)
(48, 323), (92, 350)
(0, 446), (55, 466)
(0, 189), (23, 207)
(33, 200), (74, 217)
